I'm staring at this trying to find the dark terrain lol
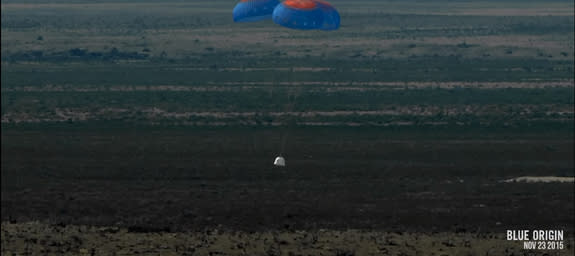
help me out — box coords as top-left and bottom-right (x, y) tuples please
(2, 126), (574, 233)
(1, 0), (574, 255)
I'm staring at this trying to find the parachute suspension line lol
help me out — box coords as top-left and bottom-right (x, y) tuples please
(279, 129), (289, 156)
(279, 74), (299, 156)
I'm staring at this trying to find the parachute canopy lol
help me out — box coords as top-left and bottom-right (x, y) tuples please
(314, 0), (340, 30)
(233, 0), (281, 22)
(233, 0), (340, 30)
(272, 0), (324, 30)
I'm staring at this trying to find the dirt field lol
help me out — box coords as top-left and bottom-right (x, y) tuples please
(3, 222), (574, 256)
(2, 0), (573, 255)
(2, 128), (573, 233)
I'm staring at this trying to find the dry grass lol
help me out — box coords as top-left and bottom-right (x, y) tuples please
(502, 176), (575, 183)
(3, 222), (573, 256)
(2, 104), (572, 125)
(3, 81), (572, 93)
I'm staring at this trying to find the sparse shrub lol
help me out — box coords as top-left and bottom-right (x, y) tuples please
(334, 248), (355, 256)
(69, 48), (87, 57)
(457, 42), (473, 48)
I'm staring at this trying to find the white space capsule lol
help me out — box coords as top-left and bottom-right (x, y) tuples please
(274, 156), (286, 167)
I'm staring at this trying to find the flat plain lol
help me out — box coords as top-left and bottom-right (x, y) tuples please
(1, 0), (574, 255)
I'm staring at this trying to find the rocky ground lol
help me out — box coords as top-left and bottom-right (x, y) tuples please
(3, 222), (573, 256)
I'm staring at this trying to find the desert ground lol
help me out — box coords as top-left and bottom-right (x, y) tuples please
(1, 0), (574, 255)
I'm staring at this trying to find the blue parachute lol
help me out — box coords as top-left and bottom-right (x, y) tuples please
(233, 0), (281, 22)
(314, 0), (340, 30)
(272, 0), (324, 30)
(233, 0), (340, 30)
